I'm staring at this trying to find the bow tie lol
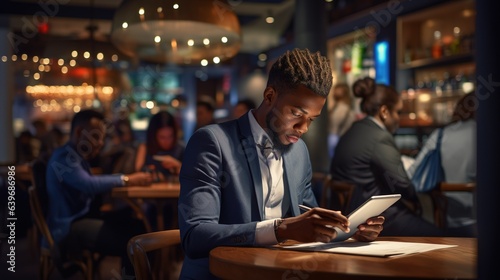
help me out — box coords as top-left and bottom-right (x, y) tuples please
(257, 139), (279, 160)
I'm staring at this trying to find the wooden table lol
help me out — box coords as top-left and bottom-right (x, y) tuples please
(112, 182), (180, 232)
(210, 237), (476, 280)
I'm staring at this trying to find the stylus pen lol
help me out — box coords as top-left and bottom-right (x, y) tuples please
(299, 204), (312, 212)
(299, 204), (336, 228)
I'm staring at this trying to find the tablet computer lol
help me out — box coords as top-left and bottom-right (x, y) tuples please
(331, 194), (401, 242)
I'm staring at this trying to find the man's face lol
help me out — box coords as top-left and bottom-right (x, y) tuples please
(265, 85), (326, 152)
(76, 118), (106, 160)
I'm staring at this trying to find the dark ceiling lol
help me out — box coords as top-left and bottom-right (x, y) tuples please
(3, 0), (298, 55)
(2, 0), (395, 56)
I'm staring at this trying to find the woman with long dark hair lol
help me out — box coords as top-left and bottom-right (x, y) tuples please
(135, 111), (184, 181)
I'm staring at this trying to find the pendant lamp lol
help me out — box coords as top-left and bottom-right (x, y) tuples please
(111, 0), (241, 65)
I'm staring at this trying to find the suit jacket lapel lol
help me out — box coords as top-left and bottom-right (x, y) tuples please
(237, 116), (264, 220)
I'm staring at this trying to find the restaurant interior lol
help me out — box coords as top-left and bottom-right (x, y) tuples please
(1, 0), (498, 279)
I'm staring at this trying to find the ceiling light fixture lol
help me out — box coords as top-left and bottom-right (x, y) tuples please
(110, 0), (242, 65)
(265, 10), (275, 24)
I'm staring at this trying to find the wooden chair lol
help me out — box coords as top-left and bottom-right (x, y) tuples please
(320, 175), (355, 214)
(28, 158), (94, 280)
(127, 229), (182, 280)
(430, 182), (476, 228)
(28, 185), (94, 280)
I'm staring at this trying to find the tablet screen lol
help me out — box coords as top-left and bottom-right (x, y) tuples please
(331, 194), (401, 242)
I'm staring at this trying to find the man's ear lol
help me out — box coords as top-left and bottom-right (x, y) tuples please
(263, 86), (277, 103)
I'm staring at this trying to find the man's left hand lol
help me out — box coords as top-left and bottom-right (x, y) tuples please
(351, 216), (385, 242)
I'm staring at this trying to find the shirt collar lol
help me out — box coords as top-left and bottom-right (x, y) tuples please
(248, 110), (273, 147)
(367, 116), (387, 131)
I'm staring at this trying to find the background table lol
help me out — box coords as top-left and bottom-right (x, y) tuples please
(210, 237), (476, 280)
(112, 182), (180, 232)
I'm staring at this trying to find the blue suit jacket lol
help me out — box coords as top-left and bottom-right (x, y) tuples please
(178, 115), (318, 279)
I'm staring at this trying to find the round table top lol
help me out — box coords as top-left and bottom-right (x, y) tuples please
(209, 237), (476, 280)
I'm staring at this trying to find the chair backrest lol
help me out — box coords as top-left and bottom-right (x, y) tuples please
(430, 182), (476, 228)
(30, 158), (49, 217)
(321, 175), (355, 214)
(128, 229), (181, 280)
(29, 158), (52, 247)
(28, 185), (54, 247)
(29, 159), (93, 280)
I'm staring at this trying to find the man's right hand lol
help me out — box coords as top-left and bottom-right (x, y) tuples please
(277, 207), (350, 243)
(126, 172), (153, 186)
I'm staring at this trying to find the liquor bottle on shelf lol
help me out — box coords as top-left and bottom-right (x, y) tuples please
(424, 75), (433, 90)
(454, 71), (464, 93)
(351, 41), (363, 74)
(404, 46), (413, 64)
(416, 79), (425, 90)
(362, 42), (374, 69)
(450, 27), (461, 55)
(429, 72), (440, 96)
(435, 78), (444, 97)
(432, 30), (443, 59)
(460, 33), (474, 54)
(443, 72), (453, 95)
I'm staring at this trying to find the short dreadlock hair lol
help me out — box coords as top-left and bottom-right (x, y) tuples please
(267, 48), (332, 97)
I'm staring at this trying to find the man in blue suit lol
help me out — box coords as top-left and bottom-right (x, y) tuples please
(45, 109), (152, 275)
(178, 49), (386, 279)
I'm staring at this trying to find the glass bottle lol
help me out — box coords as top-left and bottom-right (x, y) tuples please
(432, 30), (443, 59)
(443, 72), (453, 95)
(450, 27), (461, 55)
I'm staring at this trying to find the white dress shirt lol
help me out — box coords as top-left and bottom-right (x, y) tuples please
(247, 110), (285, 244)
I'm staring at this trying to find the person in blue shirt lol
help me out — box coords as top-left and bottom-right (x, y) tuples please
(45, 109), (152, 275)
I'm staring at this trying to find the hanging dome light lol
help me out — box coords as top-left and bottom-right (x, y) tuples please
(110, 0), (241, 65)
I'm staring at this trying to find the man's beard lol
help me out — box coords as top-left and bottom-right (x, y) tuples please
(265, 109), (292, 155)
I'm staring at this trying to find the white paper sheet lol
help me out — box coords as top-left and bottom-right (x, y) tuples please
(280, 240), (456, 257)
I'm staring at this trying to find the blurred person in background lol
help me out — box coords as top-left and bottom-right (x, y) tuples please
(39, 126), (66, 161)
(407, 92), (477, 233)
(134, 110), (185, 230)
(100, 118), (138, 175)
(195, 96), (216, 130)
(31, 118), (49, 158)
(232, 98), (256, 119)
(328, 83), (356, 158)
(45, 109), (152, 275)
(15, 130), (36, 165)
(135, 110), (185, 180)
(329, 77), (453, 237)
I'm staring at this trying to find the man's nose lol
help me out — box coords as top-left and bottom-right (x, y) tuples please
(295, 119), (309, 134)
